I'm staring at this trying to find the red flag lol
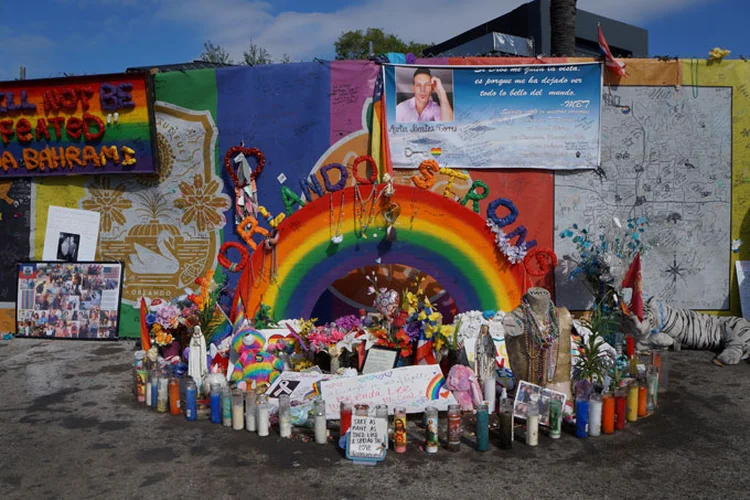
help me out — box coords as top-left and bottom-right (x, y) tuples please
(139, 297), (151, 351)
(598, 25), (626, 77)
(621, 253), (643, 321)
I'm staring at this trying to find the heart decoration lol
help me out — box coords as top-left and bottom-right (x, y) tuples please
(375, 288), (400, 318)
(224, 146), (265, 189)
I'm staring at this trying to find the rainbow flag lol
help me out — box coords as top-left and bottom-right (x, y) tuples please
(369, 67), (392, 180)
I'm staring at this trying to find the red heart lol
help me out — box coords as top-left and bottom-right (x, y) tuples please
(223, 145), (265, 188)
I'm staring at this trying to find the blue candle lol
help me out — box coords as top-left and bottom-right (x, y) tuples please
(150, 375), (159, 409)
(210, 391), (222, 424)
(476, 402), (489, 451)
(575, 399), (589, 438)
(185, 380), (197, 422)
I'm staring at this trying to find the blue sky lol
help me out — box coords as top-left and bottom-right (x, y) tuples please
(1, 0), (747, 80)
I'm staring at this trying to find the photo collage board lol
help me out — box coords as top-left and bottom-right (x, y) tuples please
(16, 262), (123, 340)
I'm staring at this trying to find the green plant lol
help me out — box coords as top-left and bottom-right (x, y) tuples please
(197, 287), (224, 343)
(254, 303), (277, 329)
(575, 301), (617, 383)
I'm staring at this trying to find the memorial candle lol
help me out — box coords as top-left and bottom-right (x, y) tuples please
(548, 399), (562, 439)
(245, 387), (257, 432)
(221, 388), (232, 427)
(575, 397), (589, 438)
(232, 388), (245, 431)
(393, 407), (407, 453)
(626, 381), (639, 422)
(498, 402), (514, 449)
(476, 403), (490, 451)
(526, 404), (539, 447)
(168, 377), (181, 416)
(647, 366), (659, 411)
(424, 407), (439, 454)
(279, 394), (292, 438)
(209, 384), (222, 424)
(601, 392), (615, 434)
(184, 379), (197, 422)
(314, 398), (327, 444)
(257, 395), (270, 437)
(588, 393), (602, 437)
(157, 377), (169, 413)
(638, 381), (648, 417)
(447, 404), (461, 452)
(340, 402), (353, 438)
(614, 388), (626, 430)
(145, 370), (153, 407)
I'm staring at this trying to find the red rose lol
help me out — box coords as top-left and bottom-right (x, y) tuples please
(393, 310), (408, 328)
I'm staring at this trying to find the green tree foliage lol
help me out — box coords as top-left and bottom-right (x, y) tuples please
(198, 40), (233, 64)
(243, 42), (273, 65)
(334, 28), (431, 60)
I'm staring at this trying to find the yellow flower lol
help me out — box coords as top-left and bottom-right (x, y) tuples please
(418, 310), (427, 321)
(174, 174), (231, 232)
(428, 311), (442, 323)
(81, 176), (132, 233)
(708, 47), (730, 61)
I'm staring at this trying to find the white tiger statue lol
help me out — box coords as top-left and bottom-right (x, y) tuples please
(626, 297), (750, 365)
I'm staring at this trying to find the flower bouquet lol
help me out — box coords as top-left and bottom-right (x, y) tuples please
(307, 325), (347, 373)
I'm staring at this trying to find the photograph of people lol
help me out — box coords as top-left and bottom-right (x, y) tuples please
(396, 67), (454, 123)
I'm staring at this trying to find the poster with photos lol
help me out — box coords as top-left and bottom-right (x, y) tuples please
(513, 380), (567, 427)
(16, 262), (123, 340)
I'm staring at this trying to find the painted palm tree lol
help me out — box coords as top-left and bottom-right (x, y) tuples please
(550, 0), (578, 56)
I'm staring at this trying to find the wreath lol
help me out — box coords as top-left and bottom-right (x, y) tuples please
(218, 242), (250, 272)
(224, 146), (265, 189)
(523, 247), (558, 277)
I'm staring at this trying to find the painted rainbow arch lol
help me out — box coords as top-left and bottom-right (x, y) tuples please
(238, 185), (526, 320)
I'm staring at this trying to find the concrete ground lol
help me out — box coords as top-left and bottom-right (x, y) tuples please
(1, 339), (749, 500)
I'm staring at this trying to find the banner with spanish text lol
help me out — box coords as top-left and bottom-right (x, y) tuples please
(384, 63), (602, 170)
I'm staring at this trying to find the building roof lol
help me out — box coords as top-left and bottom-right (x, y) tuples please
(125, 61), (236, 73)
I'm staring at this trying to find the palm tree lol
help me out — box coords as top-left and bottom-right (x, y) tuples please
(550, 0), (578, 56)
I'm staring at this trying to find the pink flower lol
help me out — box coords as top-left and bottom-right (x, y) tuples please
(156, 304), (180, 329)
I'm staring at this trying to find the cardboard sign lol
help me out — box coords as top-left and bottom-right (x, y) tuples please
(319, 365), (457, 419)
(346, 416), (387, 462)
(265, 371), (329, 402)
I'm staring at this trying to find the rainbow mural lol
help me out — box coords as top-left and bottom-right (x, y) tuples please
(238, 185), (526, 320)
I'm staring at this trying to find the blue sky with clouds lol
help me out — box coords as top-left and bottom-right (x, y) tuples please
(1, 0), (748, 80)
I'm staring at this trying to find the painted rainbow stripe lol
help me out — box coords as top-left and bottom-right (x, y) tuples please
(430, 148), (442, 157)
(426, 373), (445, 400)
(239, 185), (525, 320)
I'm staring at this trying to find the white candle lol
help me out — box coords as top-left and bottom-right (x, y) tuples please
(257, 402), (269, 437)
(280, 415), (292, 438)
(526, 409), (539, 447)
(483, 378), (496, 412)
(588, 394), (602, 437)
(245, 392), (257, 432)
(157, 377), (169, 412)
(232, 404), (244, 430)
(145, 380), (152, 407)
(314, 398), (327, 444)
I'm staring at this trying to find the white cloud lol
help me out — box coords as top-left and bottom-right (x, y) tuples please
(0, 27), (55, 80)
(148, 0), (720, 61)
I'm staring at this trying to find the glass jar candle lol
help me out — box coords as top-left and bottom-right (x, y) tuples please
(157, 376), (169, 413)
(257, 395), (269, 437)
(548, 399), (562, 439)
(447, 404), (462, 452)
(245, 388), (257, 432)
(588, 393), (602, 437)
(145, 370), (153, 407)
(279, 394), (292, 438)
(340, 402), (353, 438)
(424, 407), (439, 453)
(476, 402), (490, 451)
(232, 388), (245, 431)
(526, 403), (539, 447)
(637, 380), (648, 417)
(375, 405), (388, 449)
(575, 397), (589, 438)
(150, 370), (159, 409)
(498, 401), (514, 449)
(168, 377), (181, 416)
(393, 407), (407, 453)
(601, 392), (615, 434)
(647, 366), (659, 411)
(221, 388), (232, 427)
(184, 379), (197, 421)
(354, 404), (369, 417)
(314, 398), (327, 444)
(626, 381), (639, 422)
(209, 383), (222, 424)
(614, 388), (627, 430)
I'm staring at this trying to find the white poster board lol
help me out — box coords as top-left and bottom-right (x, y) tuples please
(42, 206), (101, 262)
(265, 371), (328, 402)
(319, 365), (457, 419)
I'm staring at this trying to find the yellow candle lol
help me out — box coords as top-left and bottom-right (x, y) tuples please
(626, 382), (639, 422)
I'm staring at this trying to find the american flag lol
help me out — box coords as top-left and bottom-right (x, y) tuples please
(369, 67), (393, 180)
(101, 265), (121, 279)
(598, 25), (626, 77)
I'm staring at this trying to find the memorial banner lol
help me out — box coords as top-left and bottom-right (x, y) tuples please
(385, 62), (602, 170)
(0, 72), (157, 177)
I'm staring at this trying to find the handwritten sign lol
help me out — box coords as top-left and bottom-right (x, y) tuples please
(346, 416), (387, 462)
(0, 72), (157, 177)
(385, 63), (602, 170)
(319, 365), (457, 419)
(361, 347), (399, 374)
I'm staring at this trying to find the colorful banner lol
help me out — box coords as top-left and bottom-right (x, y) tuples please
(0, 73), (157, 178)
(384, 63), (602, 170)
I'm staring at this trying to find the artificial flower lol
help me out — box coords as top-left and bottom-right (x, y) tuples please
(156, 304), (180, 329)
(145, 312), (157, 327)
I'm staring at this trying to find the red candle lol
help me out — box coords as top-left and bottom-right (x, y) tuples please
(625, 336), (635, 357)
(638, 385), (648, 417)
(614, 389), (626, 430)
(340, 402), (353, 437)
(601, 392), (615, 434)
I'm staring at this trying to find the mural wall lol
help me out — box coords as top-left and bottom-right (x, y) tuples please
(1, 58), (749, 337)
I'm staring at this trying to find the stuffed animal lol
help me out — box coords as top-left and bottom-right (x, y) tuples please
(445, 364), (483, 411)
(626, 297), (750, 365)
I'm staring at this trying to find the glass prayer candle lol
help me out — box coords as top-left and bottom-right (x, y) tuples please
(656, 350), (669, 393)
(647, 366), (659, 411)
(210, 383), (222, 424)
(150, 370), (159, 409)
(184, 379), (197, 421)
(393, 407), (407, 453)
(257, 395), (270, 437)
(145, 370), (153, 407)
(614, 388), (627, 430)
(626, 381), (639, 422)
(601, 392), (615, 434)
(340, 402), (353, 438)
(168, 377), (180, 416)
(637, 380), (648, 417)
(232, 389), (245, 431)
(375, 405), (388, 449)
(548, 399), (562, 439)
(447, 404), (461, 452)
(354, 404), (369, 417)
(588, 393), (602, 437)
(314, 398), (327, 444)
(483, 379), (496, 413)
(625, 335), (635, 357)
(424, 407), (439, 453)
(575, 398), (589, 438)
(157, 377), (169, 413)
(279, 394), (292, 438)
(476, 402), (490, 451)
(526, 403), (539, 447)
(245, 389), (257, 432)
(498, 402), (514, 449)
(221, 388), (232, 427)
